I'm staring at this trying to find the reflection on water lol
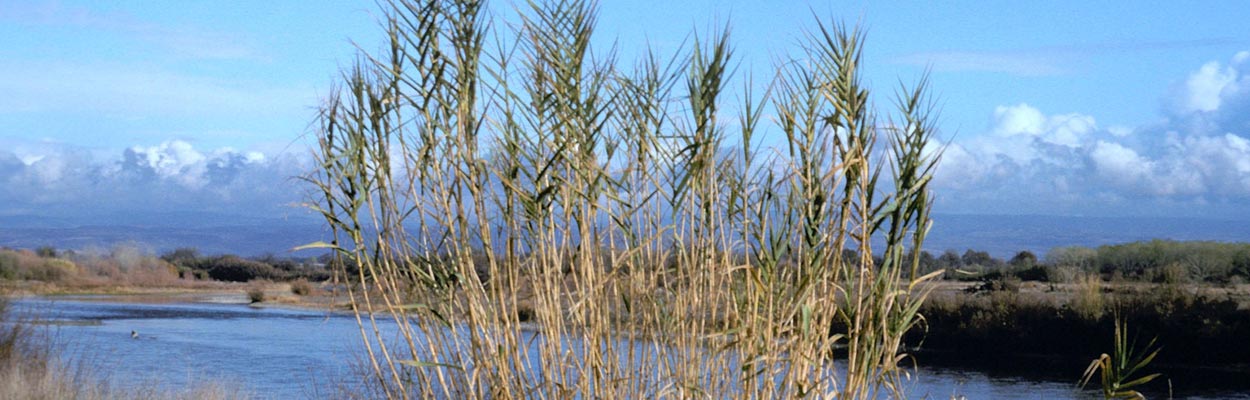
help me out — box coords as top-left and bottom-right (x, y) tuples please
(10, 297), (1249, 399)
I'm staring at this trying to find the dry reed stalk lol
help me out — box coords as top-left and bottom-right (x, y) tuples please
(306, 0), (943, 398)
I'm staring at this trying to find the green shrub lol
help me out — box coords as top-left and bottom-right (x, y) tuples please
(1150, 262), (1188, 284)
(24, 259), (75, 282)
(206, 257), (283, 282)
(34, 246), (57, 258)
(0, 252), (17, 280)
(1013, 265), (1050, 282)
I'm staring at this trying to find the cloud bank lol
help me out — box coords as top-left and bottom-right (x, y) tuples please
(0, 140), (311, 224)
(6, 52), (1250, 230)
(933, 51), (1250, 219)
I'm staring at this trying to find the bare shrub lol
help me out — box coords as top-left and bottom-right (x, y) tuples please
(247, 287), (266, 303)
(290, 279), (314, 296)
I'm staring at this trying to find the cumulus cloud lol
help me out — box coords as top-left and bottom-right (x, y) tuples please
(1088, 141), (1151, 189)
(933, 51), (1250, 219)
(1177, 61), (1238, 113)
(0, 140), (309, 223)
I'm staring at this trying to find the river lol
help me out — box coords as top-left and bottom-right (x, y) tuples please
(9, 296), (1247, 399)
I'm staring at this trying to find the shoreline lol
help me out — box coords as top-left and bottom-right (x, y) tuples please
(9, 280), (1250, 372)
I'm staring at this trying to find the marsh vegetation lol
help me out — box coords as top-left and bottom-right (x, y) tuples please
(308, 0), (944, 398)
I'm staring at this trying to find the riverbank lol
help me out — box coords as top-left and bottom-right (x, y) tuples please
(2, 280), (354, 313)
(7, 292), (1250, 399)
(910, 280), (1250, 366)
(17, 278), (1250, 368)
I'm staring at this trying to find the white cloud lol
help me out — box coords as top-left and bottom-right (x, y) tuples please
(124, 141), (209, 188)
(1178, 61), (1236, 113)
(991, 103), (1096, 147)
(933, 51), (1250, 219)
(973, 103), (1100, 166)
(1170, 51), (1250, 116)
(1089, 140), (1150, 187)
(991, 104), (1047, 137)
(932, 143), (987, 190)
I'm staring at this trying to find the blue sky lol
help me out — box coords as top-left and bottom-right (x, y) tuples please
(3, 0), (1250, 225)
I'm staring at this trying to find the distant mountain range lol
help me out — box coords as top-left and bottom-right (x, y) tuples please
(925, 214), (1250, 258)
(1, 213), (1247, 259)
(0, 212), (326, 257)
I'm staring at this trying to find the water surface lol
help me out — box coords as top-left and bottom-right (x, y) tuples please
(10, 296), (1247, 399)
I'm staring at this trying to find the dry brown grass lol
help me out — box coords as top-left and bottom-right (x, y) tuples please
(1073, 273), (1106, 320)
(290, 278), (315, 296)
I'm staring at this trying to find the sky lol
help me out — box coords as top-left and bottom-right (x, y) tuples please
(3, 0), (1250, 229)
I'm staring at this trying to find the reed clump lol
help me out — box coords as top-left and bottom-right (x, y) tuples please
(307, 0), (943, 398)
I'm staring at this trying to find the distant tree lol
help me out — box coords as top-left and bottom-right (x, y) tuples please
(905, 250), (938, 274)
(161, 248), (201, 267)
(840, 248), (859, 264)
(35, 246), (57, 258)
(1046, 246), (1097, 271)
(1009, 250), (1037, 268)
(1233, 249), (1250, 279)
(961, 249), (997, 268)
(936, 250), (962, 270)
(257, 253), (299, 272)
(0, 251), (18, 280)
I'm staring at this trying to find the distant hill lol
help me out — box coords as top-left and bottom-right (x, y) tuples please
(0, 212), (326, 257)
(924, 214), (1250, 258)
(2, 213), (1247, 258)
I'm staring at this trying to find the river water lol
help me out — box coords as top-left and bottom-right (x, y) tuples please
(9, 296), (1247, 399)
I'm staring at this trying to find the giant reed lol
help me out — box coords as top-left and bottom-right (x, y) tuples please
(307, 0), (943, 398)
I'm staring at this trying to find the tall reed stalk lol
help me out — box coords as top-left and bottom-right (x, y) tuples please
(307, 0), (943, 398)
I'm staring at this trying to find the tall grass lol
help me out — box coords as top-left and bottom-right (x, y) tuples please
(307, 0), (942, 398)
(1074, 273), (1106, 321)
